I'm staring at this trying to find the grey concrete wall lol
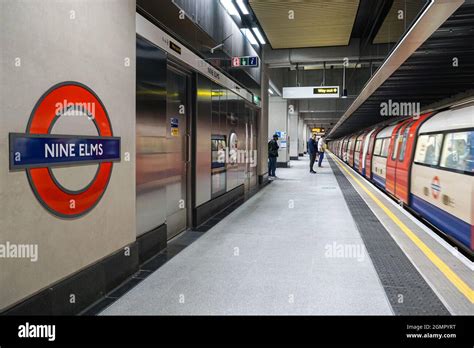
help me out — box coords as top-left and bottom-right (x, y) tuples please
(0, 0), (136, 310)
(298, 116), (305, 155)
(268, 96), (289, 164)
(288, 110), (299, 158)
(258, 62), (269, 178)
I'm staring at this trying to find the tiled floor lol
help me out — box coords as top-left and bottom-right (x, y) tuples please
(100, 155), (393, 315)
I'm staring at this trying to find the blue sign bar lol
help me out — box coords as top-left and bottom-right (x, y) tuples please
(9, 134), (121, 170)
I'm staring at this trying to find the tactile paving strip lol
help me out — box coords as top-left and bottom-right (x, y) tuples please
(328, 157), (449, 315)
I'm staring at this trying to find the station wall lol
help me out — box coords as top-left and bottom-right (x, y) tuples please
(0, 0), (136, 311)
(268, 96), (290, 165)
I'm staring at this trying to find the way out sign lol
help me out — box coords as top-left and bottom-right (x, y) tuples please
(9, 82), (121, 218)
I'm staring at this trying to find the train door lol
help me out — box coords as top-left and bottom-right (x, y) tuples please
(348, 135), (357, 167)
(361, 129), (375, 177)
(386, 120), (409, 195)
(354, 133), (365, 172)
(365, 128), (381, 179)
(394, 113), (433, 204)
(166, 64), (191, 239)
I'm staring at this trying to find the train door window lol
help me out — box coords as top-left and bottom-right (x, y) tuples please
(391, 129), (403, 160)
(440, 131), (474, 173)
(398, 122), (414, 162)
(414, 133), (444, 166)
(374, 138), (383, 156)
(355, 139), (362, 152)
(381, 138), (390, 157)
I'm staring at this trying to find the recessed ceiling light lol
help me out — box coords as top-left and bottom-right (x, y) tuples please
(236, 0), (250, 15)
(252, 27), (266, 44)
(220, 0), (240, 17)
(241, 28), (258, 45)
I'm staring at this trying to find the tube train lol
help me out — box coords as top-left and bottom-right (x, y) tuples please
(329, 104), (474, 254)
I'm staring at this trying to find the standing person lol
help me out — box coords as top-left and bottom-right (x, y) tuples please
(318, 136), (325, 167)
(307, 133), (317, 174)
(268, 134), (279, 179)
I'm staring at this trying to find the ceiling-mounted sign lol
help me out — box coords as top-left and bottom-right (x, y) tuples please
(231, 56), (259, 68)
(283, 86), (340, 99)
(313, 87), (339, 96)
(9, 82), (120, 218)
(253, 95), (261, 106)
(311, 128), (325, 133)
(169, 41), (181, 54)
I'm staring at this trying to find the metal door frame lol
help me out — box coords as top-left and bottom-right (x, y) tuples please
(167, 60), (193, 234)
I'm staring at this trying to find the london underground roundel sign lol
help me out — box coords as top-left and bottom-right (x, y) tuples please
(9, 82), (121, 218)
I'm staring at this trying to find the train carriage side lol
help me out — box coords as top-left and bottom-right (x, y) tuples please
(371, 125), (397, 189)
(409, 106), (474, 252)
(342, 137), (350, 162)
(348, 134), (358, 166)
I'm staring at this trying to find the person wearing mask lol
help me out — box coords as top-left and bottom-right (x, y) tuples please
(307, 133), (317, 174)
(268, 134), (279, 179)
(318, 136), (326, 167)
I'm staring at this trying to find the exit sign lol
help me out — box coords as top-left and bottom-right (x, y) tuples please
(232, 56), (259, 68)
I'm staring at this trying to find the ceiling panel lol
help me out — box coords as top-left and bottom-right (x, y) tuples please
(249, 0), (360, 49)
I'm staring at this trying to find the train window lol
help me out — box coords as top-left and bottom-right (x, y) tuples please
(355, 140), (362, 152)
(381, 138), (390, 157)
(414, 133), (443, 166)
(398, 122), (413, 162)
(374, 138), (383, 156)
(440, 131), (474, 173)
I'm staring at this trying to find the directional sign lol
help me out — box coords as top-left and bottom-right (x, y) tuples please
(283, 86), (340, 99)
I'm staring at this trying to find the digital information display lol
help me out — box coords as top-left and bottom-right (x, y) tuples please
(283, 86), (340, 99)
(231, 56), (259, 68)
(313, 87), (339, 95)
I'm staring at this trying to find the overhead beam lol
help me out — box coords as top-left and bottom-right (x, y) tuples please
(263, 39), (391, 68)
(328, 0), (465, 138)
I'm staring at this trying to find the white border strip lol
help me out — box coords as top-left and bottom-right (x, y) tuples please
(136, 13), (255, 104)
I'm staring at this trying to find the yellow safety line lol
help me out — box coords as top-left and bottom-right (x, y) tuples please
(330, 153), (474, 303)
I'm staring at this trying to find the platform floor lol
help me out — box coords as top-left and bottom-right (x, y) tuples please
(99, 155), (472, 315)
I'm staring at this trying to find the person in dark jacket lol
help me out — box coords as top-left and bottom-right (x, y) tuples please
(268, 134), (279, 179)
(307, 133), (317, 173)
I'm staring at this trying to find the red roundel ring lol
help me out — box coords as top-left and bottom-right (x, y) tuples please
(26, 82), (114, 218)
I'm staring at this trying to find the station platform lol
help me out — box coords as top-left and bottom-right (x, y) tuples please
(96, 155), (473, 316)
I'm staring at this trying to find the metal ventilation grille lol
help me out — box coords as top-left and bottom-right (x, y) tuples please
(249, 0), (360, 49)
(373, 0), (426, 44)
